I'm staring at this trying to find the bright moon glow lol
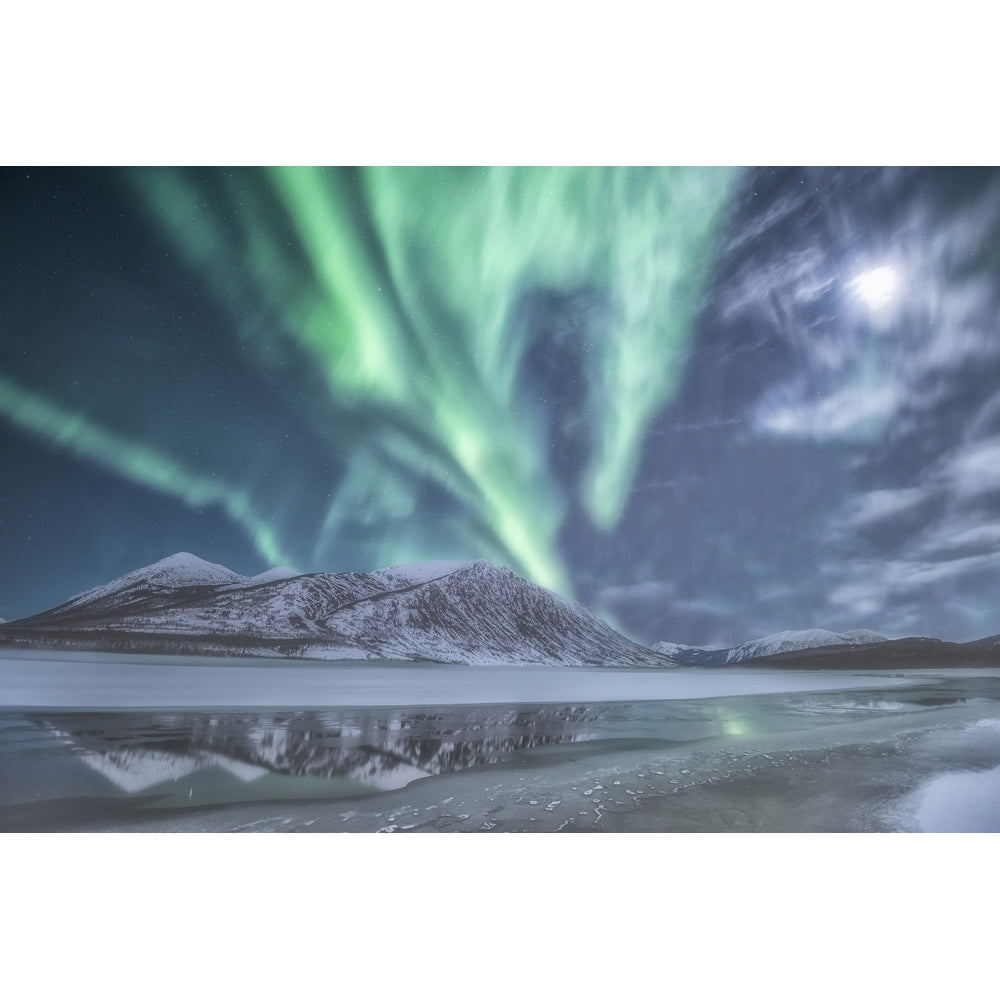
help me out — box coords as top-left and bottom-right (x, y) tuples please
(850, 264), (899, 310)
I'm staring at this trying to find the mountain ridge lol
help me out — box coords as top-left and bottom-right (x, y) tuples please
(0, 554), (673, 667)
(653, 627), (1000, 669)
(653, 627), (890, 665)
(5, 554), (999, 668)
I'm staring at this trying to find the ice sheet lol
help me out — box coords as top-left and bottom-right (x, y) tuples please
(2, 648), (987, 708)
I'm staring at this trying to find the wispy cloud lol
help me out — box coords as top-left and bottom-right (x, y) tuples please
(706, 168), (1000, 639)
(713, 170), (1000, 453)
(849, 487), (928, 528)
(758, 379), (901, 442)
(942, 436), (1000, 500)
(827, 425), (1000, 632)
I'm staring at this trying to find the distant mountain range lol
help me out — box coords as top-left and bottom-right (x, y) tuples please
(653, 628), (889, 665)
(0, 553), (671, 666)
(654, 627), (1000, 669)
(2, 553), (999, 668)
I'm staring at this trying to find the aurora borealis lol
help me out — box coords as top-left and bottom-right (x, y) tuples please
(3, 166), (1000, 646)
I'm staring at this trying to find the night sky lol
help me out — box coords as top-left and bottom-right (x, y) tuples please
(2, 166), (1000, 646)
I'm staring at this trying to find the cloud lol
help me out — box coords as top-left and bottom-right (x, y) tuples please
(917, 522), (1000, 559)
(823, 403), (1000, 638)
(849, 487), (928, 528)
(827, 567), (889, 620)
(829, 556), (968, 620)
(757, 378), (901, 442)
(707, 168), (1000, 453)
(828, 526), (1000, 636)
(716, 168), (1000, 640)
(942, 437), (1000, 500)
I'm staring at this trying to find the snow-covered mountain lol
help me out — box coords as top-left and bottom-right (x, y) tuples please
(719, 628), (889, 663)
(653, 628), (889, 665)
(1, 554), (673, 667)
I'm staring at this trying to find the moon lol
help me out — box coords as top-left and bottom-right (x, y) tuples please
(850, 264), (899, 311)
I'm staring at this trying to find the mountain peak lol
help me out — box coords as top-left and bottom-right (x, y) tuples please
(63, 552), (247, 608)
(126, 552), (246, 586)
(151, 551), (231, 572)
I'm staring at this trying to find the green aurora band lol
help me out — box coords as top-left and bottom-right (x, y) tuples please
(0, 373), (294, 568)
(3, 167), (738, 595)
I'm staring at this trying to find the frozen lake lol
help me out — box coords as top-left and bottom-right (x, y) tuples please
(0, 647), (983, 707)
(2, 649), (999, 832)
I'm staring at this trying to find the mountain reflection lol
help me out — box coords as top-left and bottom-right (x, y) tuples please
(34, 705), (605, 795)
